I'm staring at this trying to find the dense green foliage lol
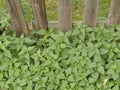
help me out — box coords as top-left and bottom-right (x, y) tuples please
(0, 0), (119, 90)
(0, 25), (120, 90)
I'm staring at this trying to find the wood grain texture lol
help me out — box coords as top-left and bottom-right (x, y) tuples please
(58, 0), (72, 32)
(31, 0), (48, 30)
(83, 0), (99, 27)
(5, 0), (28, 36)
(107, 0), (120, 26)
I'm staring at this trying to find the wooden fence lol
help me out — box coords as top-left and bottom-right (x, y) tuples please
(5, 0), (120, 36)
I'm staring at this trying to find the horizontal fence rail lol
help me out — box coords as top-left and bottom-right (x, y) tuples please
(4, 0), (120, 36)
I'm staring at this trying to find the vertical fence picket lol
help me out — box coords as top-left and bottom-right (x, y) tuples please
(31, 0), (48, 30)
(58, 0), (72, 32)
(83, 0), (99, 26)
(107, 0), (120, 26)
(5, 0), (28, 36)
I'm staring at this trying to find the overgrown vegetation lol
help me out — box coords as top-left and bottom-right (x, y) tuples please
(0, 25), (120, 90)
(0, 0), (120, 90)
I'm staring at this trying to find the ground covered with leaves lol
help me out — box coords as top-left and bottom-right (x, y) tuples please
(0, 25), (120, 90)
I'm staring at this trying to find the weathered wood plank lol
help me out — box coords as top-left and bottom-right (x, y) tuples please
(107, 0), (120, 26)
(83, 0), (99, 26)
(58, 0), (72, 32)
(5, 0), (29, 36)
(31, 0), (48, 30)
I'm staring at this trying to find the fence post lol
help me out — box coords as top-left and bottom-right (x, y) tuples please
(83, 0), (99, 27)
(58, 0), (72, 32)
(31, 0), (48, 30)
(107, 0), (120, 26)
(5, 0), (29, 36)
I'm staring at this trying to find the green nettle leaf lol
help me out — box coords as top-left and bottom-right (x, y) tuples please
(64, 36), (70, 44)
(20, 79), (26, 86)
(24, 38), (36, 45)
(4, 41), (11, 47)
(89, 78), (95, 83)
(53, 54), (58, 59)
(70, 83), (76, 88)
(60, 43), (67, 48)
(114, 48), (119, 53)
(52, 61), (59, 69)
(41, 77), (48, 82)
(47, 83), (54, 90)
(35, 84), (40, 90)
(58, 30), (64, 37)
(0, 81), (4, 90)
(96, 82), (103, 88)
(4, 50), (12, 58)
(88, 51), (94, 58)
(26, 81), (32, 90)
(43, 60), (51, 66)
(72, 29), (80, 35)
(33, 76), (40, 81)
(18, 47), (26, 55)
(65, 67), (72, 76)
(0, 73), (3, 80)
(56, 73), (65, 79)
(112, 73), (119, 80)
(28, 46), (35, 51)
(8, 69), (14, 77)
(78, 87), (84, 90)
(107, 68), (115, 74)
(111, 64), (117, 69)
(107, 81), (115, 89)
(0, 42), (6, 50)
(24, 53), (30, 60)
(89, 62), (97, 68)
(92, 72), (99, 81)
(36, 29), (47, 35)
(86, 85), (95, 90)
(85, 69), (94, 77)
(112, 85), (119, 90)
(98, 66), (104, 74)
(17, 86), (22, 90)
(17, 44), (22, 52)
(68, 75), (74, 82)
(61, 80), (68, 88)
(99, 48), (108, 55)
(14, 62), (22, 68)
(50, 33), (60, 41)
(72, 67), (77, 75)
(82, 49), (87, 56)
